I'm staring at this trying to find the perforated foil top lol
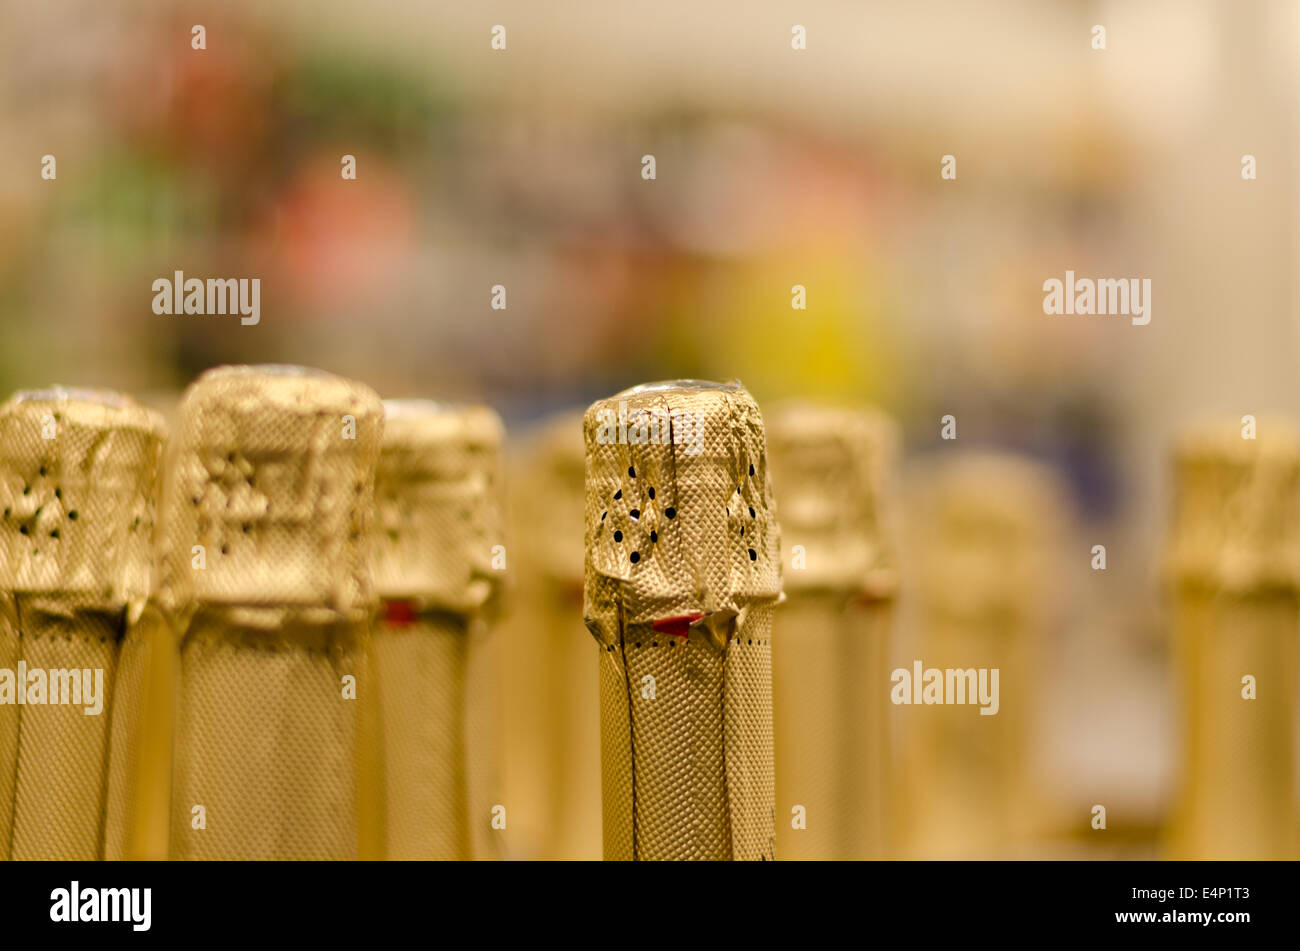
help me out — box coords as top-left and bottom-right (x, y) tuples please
(767, 402), (898, 599)
(1167, 418), (1300, 593)
(155, 365), (383, 615)
(0, 388), (165, 612)
(371, 399), (504, 614)
(583, 380), (782, 648)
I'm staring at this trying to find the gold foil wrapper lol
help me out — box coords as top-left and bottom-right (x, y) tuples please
(897, 453), (1065, 857)
(104, 365), (385, 860)
(498, 411), (599, 859)
(584, 380), (782, 860)
(155, 365), (381, 617)
(767, 403), (898, 859)
(767, 403), (898, 599)
(0, 388), (165, 859)
(372, 400), (504, 613)
(371, 399), (504, 860)
(1166, 419), (1299, 859)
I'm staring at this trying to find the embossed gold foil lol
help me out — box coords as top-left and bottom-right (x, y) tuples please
(371, 400), (504, 860)
(584, 380), (782, 860)
(104, 365), (384, 860)
(768, 403), (898, 859)
(0, 388), (164, 860)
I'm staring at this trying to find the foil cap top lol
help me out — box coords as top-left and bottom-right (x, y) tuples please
(157, 364), (383, 614)
(1167, 418), (1300, 592)
(0, 388), (165, 609)
(908, 453), (1068, 623)
(583, 380), (782, 648)
(511, 411), (585, 590)
(767, 402), (898, 598)
(371, 400), (505, 612)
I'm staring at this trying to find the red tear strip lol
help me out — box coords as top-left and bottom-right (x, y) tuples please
(384, 599), (416, 627)
(652, 613), (704, 638)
